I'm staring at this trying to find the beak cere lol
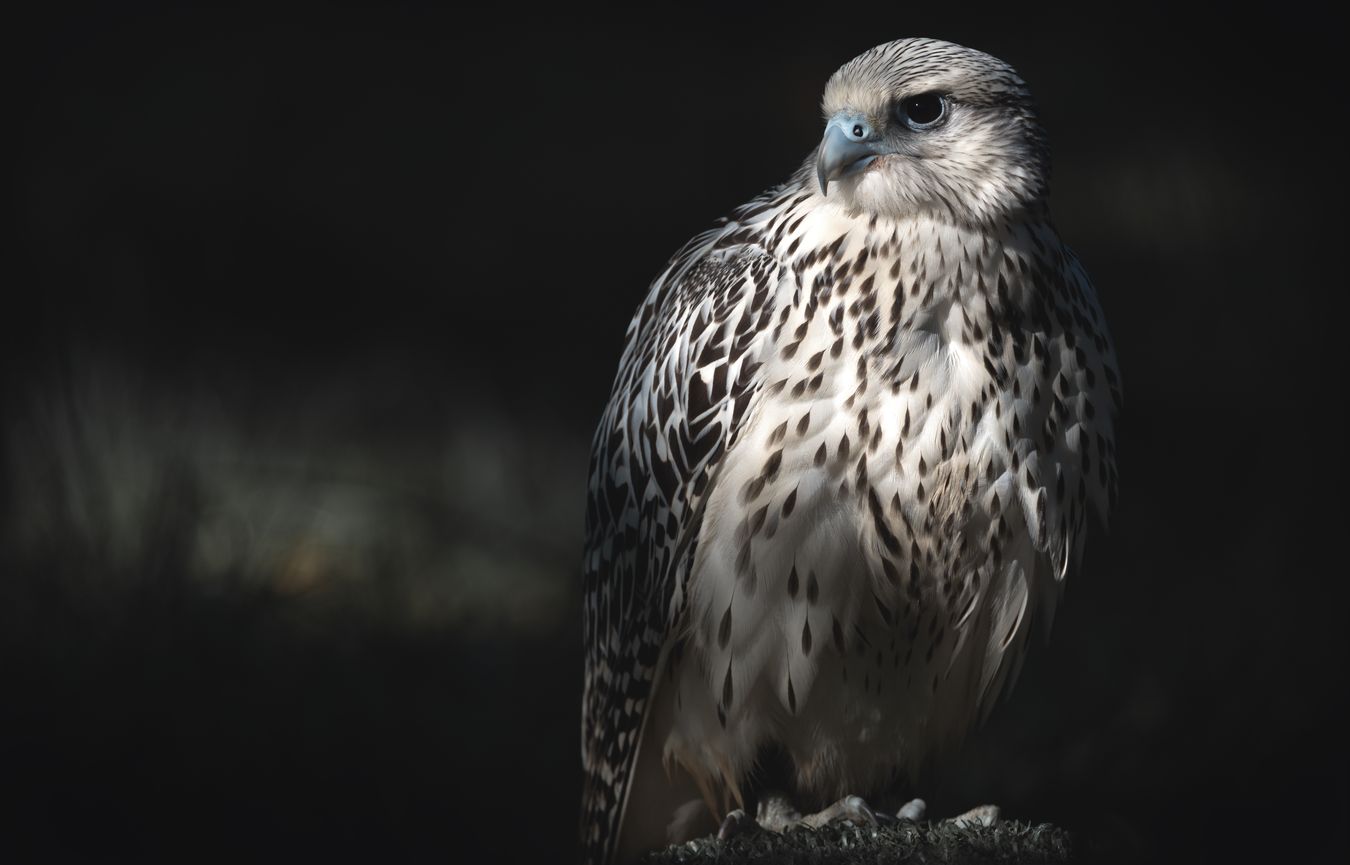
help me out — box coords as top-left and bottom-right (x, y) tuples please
(817, 114), (882, 195)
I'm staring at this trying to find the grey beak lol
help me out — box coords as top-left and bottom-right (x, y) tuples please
(817, 114), (881, 195)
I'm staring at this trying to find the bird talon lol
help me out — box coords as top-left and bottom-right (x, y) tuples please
(948, 804), (1001, 828)
(717, 808), (756, 840)
(896, 798), (927, 822)
(850, 796), (880, 826)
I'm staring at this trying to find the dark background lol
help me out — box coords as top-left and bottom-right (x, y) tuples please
(5, 5), (1345, 863)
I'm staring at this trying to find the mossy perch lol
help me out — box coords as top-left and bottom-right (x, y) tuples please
(644, 819), (1075, 865)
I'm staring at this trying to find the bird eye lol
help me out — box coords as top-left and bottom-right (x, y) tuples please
(897, 93), (947, 129)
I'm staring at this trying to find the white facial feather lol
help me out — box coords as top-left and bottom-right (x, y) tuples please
(820, 38), (1050, 225)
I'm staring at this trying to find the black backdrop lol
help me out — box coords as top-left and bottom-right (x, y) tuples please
(6, 5), (1346, 863)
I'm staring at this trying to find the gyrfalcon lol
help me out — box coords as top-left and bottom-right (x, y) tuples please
(580, 37), (1120, 864)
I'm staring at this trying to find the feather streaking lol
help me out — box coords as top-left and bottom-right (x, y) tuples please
(580, 37), (1120, 865)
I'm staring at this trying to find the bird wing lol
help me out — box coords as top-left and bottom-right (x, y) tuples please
(580, 203), (786, 864)
(975, 243), (1122, 713)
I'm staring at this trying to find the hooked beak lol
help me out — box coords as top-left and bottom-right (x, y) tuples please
(817, 113), (884, 195)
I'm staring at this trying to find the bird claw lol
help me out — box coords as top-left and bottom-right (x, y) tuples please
(755, 792), (802, 833)
(800, 794), (883, 829)
(717, 808), (757, 841)
(896, 797), (927, 821)
(722, 792), (994, 841)
(730, 792), (893, 835)
(946, 804), (1001, 828)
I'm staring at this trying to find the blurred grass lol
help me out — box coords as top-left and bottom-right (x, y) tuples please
(2, 358), (586, 633)
(0, 359), (587, 861)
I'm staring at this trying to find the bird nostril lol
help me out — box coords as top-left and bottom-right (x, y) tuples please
(852, 124), (865, 138)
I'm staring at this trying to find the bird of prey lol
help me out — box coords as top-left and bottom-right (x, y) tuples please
(580, 37), (1120, 864)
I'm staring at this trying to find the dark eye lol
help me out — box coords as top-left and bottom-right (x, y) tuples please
(897, 93), (947, 129)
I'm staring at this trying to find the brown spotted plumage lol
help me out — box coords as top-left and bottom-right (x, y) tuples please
(581, 37), (1119, 864)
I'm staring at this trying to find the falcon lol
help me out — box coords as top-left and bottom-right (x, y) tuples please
(580, 37), (1120, 864)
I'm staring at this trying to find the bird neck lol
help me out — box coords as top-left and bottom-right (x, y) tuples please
(732, 185), (1064, 347)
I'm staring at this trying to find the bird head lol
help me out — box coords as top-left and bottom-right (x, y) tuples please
(816, 38), (1051, 226)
